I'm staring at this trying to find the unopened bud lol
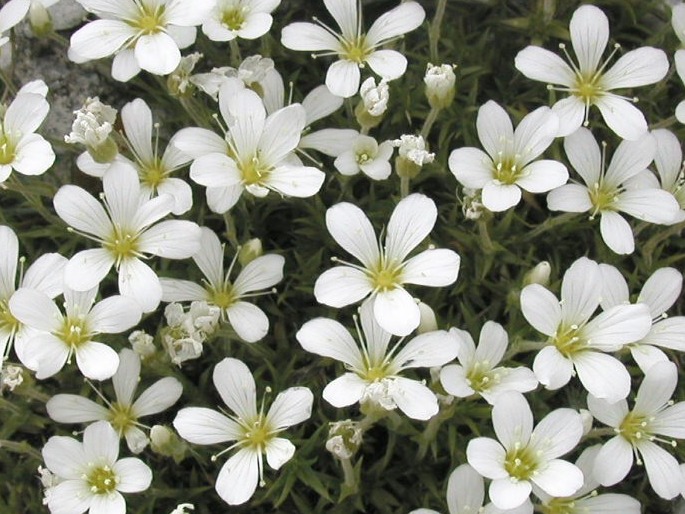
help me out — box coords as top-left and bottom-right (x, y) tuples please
(579, 409), (593, 436)
(523, 261), (551, 287)
(29, 2), (53, 37)
(238, 238), (263, 266)
(417, 302), (438, 334)
(326, 420), (363, 459)
(150, 425), (187, 463)
(424, 63), (456, 109)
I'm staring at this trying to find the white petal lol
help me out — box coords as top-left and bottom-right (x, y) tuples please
(393, 330), (459, 370)
(314, 266), (372, 308)
(448, 147), (493, 189)
(475, 321), (509, 366)
(118, 258), (162, 313)
(573, 351), (630, 403)
(233, 254), (284, 295)
(489, 477), (532, 510)
(265, 437), (295, 470)
(75, 341), (119, 380)
(112, 457), (152, 493)
(477, 101), (514, 160)
(514, 46), (575, 86)
(638, 440), (683, 499)
(281, 22), (340, 51)
(156, 177), (192, 215)
(134, 32), (180, 75)
(138, 220), (201, 259)
(531, 459), (583, 497)
(466, 437), (508, 479)
(586, 394), (629, 428)
(520, 284), (561, 337)
(391, 376), (439, 420)
(630, 344), (669, 373)
(296, 318), (364, 369)
(266, 387), (313, 429)
(132, 377), (183, 417)
(159, 278), (207, 302)
(13, 135), (54, 176)
(46, 480), (92, 514)
(598, 263), (629, 311)
(601, 47), (669, 89)
(215, 447), (259, 505)
(365, 1), (424, 45)
(0, 0), (29, 32)
(615, 188), (679, 224)
(633, 360), (677, 416)
(373, 287), (419, 337)
(53, 185), (111, 240)
(440, 365), (475, 398)
(302, 84), (343, 124)
(121, 98), (153, 164)
(165, 0), (213, 25)
(401, 249), (460, 287)
(583, 303), (651, 350)
(213, 358), (257, 420)
(299, 128), (358, 157)
(530, 408), (583, 460)
(385, 193), (436, 262)
(64, 249), (114, 292)
(0, 226), (17, 298)
(605, 133), (656, 186)
(266, 165), (325, 198)
(206, 185), (243, 213)
(578, 494), (640, 514)
(570, 5), (609, 74)
(173, 407), (242, 444)
(42, 435), (87, 479)
(112, 348), (139, 406)
(89, 296), (141, 334)
(190, 153), (242, 188)
(447, 464), (485, 514)
(322, 373), (366, 407)
(9, 287), (61, 332)
(492, 392), (533, 449)
(482, 182), (522, 212)
(639, 268), (682, 317)
(69, 20), (133, 60)
(111, 48), (140, 82)
(653, 128), (682, 189)
(533, 346), (573, 390)
(600, 211), (634, 255)
(595, 95), (648, 141)
(21, 333), (68, 378)
(227, 301), (269, 343)
(365, 49), (407, 80)
(326, 202), (380, 269)
(172, 127), (228, 158)
(46, 394), (108, 423)
(259, 104), (306, 164)
(552, 97), (585, 137)
(88, 491), (125, 513)
(642, 317), (685, 351)
(516, 160), (568, 193)
(563, 127), (601, 186)
(560, 257), (601, 324)
(21, 253), (67, 298)
(83, 420), (119, 464)
(546, 183), (592, 212)
(326, 59), (360, 98)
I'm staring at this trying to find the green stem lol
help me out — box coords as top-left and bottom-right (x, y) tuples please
(420, 106), (440, 140)
(650, 115), (677, 130)
(477, 218), (495, 253)
(641, 219), (685, 268)
(229, 39), (242, 67)
(428, 0), (448, 62)
(340, 457), (357, 491)
(521, 212), (577, 241)
(4, 176), (63, 227)
(0, 439), (42, 461)
(400, 175), (410, 198)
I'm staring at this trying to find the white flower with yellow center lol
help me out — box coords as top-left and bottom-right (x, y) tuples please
(314, 193), (460, 336)
(466, 392), (584, 510)
(588, 361), (685, 500)
(69, 0), (214, 81)
(173, 358), (313, 505)
(53, 164), (202, 312)
(514, 4), (668, 140)
(160, 226), (283, 343)
(202, 0), (280, 42)
(281, 0), (425, 98)
(334, 134), (393, 180)
(46, 348), (183, 453)
(41, 420), (152, 514)
(449, 101), (567, 212)
(296, 300), (459, 420)
(547, 128), (680, 255)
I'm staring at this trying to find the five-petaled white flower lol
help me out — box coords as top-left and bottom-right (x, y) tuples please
(69, 0), (214, 81)
(46, 348), (183, 453)
(160, 226), (284, 343)
(651, 129), (685, 222)
(9, 285), (141, 380)
(520, 256), (652, 403)
(547, 128), (680, 255)
(53, 164), (202, 312)
(448, 101), (567, 212)
(41, 420), (152, 514)
(588, 361), (685, 500)
(202, 0), (280, 42)
(296, 300), (459, 420)
(0, 225), (66, 375)
(334, 134), (393, 180)
(281, 0), (425, 97)
(466, 392), (584, 511)
(440, 322), (538, 405)
(0, 80), (54, 182)
(173, 357), (313, 505)
(515, 4), (668, 140)
(314, 193), (461, 336)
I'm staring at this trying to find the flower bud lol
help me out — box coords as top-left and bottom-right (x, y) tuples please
(128, 330), (156, 359)
(1, 364), (24, 392)
(579, 409), (594, 436)
(417, 302), (438, 334)
(29, 2), (53, 37)
(424, 63), (456, 109)
(326, 420), (363, 459)
(151, 425), (188, 463)
(355, 77), (389, 130)
(65, 97), (119, 164)
(238, 238), (263, 266)
(523, 261), (551, 287)
(393, 135), (434, 179)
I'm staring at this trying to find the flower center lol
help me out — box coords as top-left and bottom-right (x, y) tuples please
(550, 324), (586, 358)
(104, 227), (140, 265)
(573, 74), (604, 105)
(503, 443), (539, 481)
(356, 152), (371, 164)
(370, 259), (403, 292)
(0, 300), (20, 337)
(132, 3), (166, 35)
(466, 361), (499, 392)
(618, 411), (651, 445)
(221, 7), (246, 30)
(140, 158), (168, 190)
(242, 415), (273, 449)
(57, 317), (90, 349)
(341, 37), (371, 64)
(364, 365), (388, 382)
(209, 284), (236, 309)
(239, 156), (270, 186)
(541, 499), (577, 514)
(0, 132), (15, 165)
(87, 465), (119, 494)
(109, 402), (136, 435)
(493, 156), (522, 185)
(588, 182), (619, 217)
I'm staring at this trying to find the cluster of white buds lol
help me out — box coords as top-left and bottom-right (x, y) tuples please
(325, 420), (363, 460)
(162, 302), (220, 366)
(64, 97), (118, 163)
(128, 330), (156, 359)
(355, 77), (389, 131)
(424, 63), (457, 109)
(1, 364), (23, 392)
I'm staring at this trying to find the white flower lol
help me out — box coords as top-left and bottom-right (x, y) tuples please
(514, 4), (668, 140)
(187, 80), (325, 213)
(173, 358), (313, 505)
(672, 4), (685, 122)
(334, 135), (393, 180)
(547, 128), (679, 255)
(69, 0), (214, 81)
(9, 285), (141, 380)
(296, 300), (459, 420)
(393, 135), (435, 166)
(46, 348), (183, 453)
(53, 164), (202, 312)
(128, 330), (155, 358)
(534, 445), (641, 514)
(42, 420), (152, 514)
(440, 322), (538, 405)
(449, 101), (567, 212)
(520, 256), (652, 402)
(281, 0), (425, 97)
(161, 226), (283, 343)
(599, 264), (685, 372)
(359, 77), (390, 117)
(651, 129), (685, 222)
(190, 56), (274, 101)
(467, 392), (584, 510)
(0, 225), (66, 375)
(0, 0), (31, 46)
(588, 361), (685, 500)
(314, 193), (460, 336)
(161, 301), (220, 365)
(0, 80), (54, 181)
(64, 97), (117, 148)
(202, 0), (280, 42)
